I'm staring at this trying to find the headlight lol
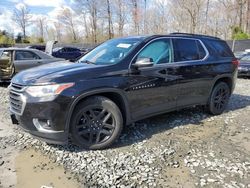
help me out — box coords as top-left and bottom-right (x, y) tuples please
(25, 83), (74, 98)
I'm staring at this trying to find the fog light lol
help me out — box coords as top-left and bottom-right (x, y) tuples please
(33, 118), (63, 133)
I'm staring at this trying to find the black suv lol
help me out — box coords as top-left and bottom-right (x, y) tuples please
(9, 33), (238, 149)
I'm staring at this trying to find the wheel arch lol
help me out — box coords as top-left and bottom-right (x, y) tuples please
(213, 76), (233, 93)
(208, 74), (233, 102)
(65, 88), (131, 132)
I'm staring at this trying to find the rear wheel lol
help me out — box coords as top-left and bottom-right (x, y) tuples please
(207, 82), (230, 115)
(70, 96), (123, 150)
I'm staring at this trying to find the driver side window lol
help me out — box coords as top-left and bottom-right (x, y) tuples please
(137, 39), (172, 65)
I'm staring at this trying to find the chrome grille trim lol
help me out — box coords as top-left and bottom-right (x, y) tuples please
(9, 83), (27, 115)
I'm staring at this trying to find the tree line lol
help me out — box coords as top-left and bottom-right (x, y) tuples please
(3, 0), (250, 44)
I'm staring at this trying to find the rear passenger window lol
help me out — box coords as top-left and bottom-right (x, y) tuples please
(15, 51), (41, 60)
(173, 39), (206, 62)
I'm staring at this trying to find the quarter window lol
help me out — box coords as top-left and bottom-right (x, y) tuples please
(173, 39), (206, 62)
(136, 39), (172, 64)
(206, 40), (233, 57)
(15, 51), (41, 60)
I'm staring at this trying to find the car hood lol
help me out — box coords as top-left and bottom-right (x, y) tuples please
(11, 61), (100, 85)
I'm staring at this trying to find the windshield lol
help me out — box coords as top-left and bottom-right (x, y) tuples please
(78, 38), (141, 65)
(241, 55), (250, 61)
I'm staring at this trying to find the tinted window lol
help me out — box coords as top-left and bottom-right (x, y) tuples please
(15, 51), (40, 60)
(173, 39), (205, 62)
(206, 40), (233, 57)
(69, 48), (79, 52)
(137, 39), (172, 64)
(61, 48), (67, 52)
(67, 48), (73, 52)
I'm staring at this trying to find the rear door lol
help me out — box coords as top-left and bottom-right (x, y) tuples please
(14, 50), (43, 72)
(172, 38), (212, 108)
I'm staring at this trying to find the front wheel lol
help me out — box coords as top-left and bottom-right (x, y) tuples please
(207, 82), (231, 115)
(70, 96), (123, 150)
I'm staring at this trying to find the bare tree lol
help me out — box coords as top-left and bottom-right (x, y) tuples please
(57, 7), (78, 41)
(247, 0), (250, 33)
(81, 11), (90, 41)
(75, 0), (99, 43)
(53, 22), (63, 42)
(12, 4), (31, 39)
(106, 0), (114, 39)
(204, 0), (210, 34)
(143, 0), (147, 34)
(36, 17), (46, 41)
(113, 0), (126, 36)
(176, 0), (205, 33)
(237, 0), (247, 29)
(131, 0), (140, 35)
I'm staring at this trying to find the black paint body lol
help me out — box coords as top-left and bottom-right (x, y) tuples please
(10, 34), (238, 144)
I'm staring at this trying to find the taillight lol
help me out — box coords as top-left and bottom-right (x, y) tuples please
(232, 59), (239, 67)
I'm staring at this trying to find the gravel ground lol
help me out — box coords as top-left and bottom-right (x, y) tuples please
(0, 79), (250, 188)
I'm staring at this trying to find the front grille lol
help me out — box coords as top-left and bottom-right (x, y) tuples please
(9, 83), (26, 115)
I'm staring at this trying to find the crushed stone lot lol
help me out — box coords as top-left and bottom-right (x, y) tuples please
(0, 78), (250, 188)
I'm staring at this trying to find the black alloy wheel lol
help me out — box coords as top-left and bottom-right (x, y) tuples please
(70, 96), (123, 150)
(208, 82), (230, 115)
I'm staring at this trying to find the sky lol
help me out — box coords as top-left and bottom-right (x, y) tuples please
(0, 0), (74, 35)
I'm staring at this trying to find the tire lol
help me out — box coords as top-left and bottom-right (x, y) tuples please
(207, 82), (231, 115)
(70, 96), (123, 150)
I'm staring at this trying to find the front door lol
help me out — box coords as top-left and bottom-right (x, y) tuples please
(127, 38), (180, 120)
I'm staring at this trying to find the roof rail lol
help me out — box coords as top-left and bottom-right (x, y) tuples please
(170, 32), (220, 40)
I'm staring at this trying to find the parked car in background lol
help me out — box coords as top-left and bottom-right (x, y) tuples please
(26, 45), (46, 52)
(79, 47), (92, 54)
(0, 48), (64, 81)
(52, 47), (82, 61)
(234, 49), (250, 59)
(74, 48), (93, 61)
(238, 55), (250, 77)
(9, 33), (238, 150)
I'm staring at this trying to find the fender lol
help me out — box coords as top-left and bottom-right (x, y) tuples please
(208, 73), (234, 100)
(65, 88), (131, 132)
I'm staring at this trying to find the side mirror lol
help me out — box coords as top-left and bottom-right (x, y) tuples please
(133, 57), (154, 69)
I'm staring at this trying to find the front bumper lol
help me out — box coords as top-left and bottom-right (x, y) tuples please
(11, 113), (68, 144)
(10, 94), (73, 145)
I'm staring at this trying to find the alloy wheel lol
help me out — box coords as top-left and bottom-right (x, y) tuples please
(75, 107), (115, 144)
